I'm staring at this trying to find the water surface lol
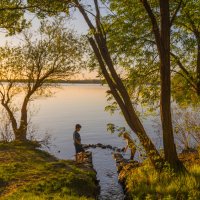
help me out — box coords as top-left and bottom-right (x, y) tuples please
(28, 84), (158, 159)
(1, 84), (159, 200)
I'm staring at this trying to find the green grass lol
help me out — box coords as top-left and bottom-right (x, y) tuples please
(120, 156), (200, 200)
(0, 141), (98, 200)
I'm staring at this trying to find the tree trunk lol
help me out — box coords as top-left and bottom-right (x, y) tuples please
(14, 97), (29, 141)
(88, 37), (163, 170)
(159, 0), (182, 171)
(1, 101), (27, 141)
(142, 0), (183, 171)
(197, 42), (200, 95)
(14, 129), (27, 141)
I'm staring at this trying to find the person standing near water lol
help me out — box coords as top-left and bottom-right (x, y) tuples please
(73, 124), (84, 162)
(122, 132), (136, 160)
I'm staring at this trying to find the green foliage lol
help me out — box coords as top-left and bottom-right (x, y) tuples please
(154, 105), (200, 151)
(0, 0), (29, 35)
(106, 123), (126, 135)
(104, 0), (200, 107)
(5, 194), (92, 200)
(171, 71), (200, 106)
(0, 18), (85, 139)
(121, 159), (200, 200)
(0, 0), (72, 35)
(0, 142), (97, 200)
(27, 0), (71, 18)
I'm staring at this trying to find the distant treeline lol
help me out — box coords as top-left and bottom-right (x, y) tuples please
(0, 79), (102, 84)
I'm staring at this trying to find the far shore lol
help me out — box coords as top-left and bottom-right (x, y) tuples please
(0, 79), (103, 84)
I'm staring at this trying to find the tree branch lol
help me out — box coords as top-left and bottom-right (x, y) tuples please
(73, 0), (96, 31)
(140, 0), (161, 50)
(170, 0), (182, 27)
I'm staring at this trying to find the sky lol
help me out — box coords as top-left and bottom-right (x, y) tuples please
(0, 4), (88, 44)
(0, 4), (99, 79)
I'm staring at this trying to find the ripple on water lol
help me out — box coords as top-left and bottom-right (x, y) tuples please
(90, 148), (125, 200)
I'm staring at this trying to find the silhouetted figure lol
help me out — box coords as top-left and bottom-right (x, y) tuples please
(73, 124), (84, 163)
(122, 132), (136, 160)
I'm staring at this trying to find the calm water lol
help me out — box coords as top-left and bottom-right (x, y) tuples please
(28, 84), (158, 159)
(30, 84), (128, 158)
(1, 84), (159, 200)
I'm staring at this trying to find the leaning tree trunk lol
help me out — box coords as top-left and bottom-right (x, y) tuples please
(88, 37), (163, 169)
(74, 0), (164, 169)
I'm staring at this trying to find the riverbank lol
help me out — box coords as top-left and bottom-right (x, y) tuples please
(0, 141), (99, 200)
(114, 149), (200, 200)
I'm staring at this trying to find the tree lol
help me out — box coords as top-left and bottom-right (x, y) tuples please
(171, 0), (200, 101)
(140, 0), (182, 171)
(0, 0), (27, 35)
(72, 0), (189, 171)
(71, 0), (164, 169)
(101, 0), (194, 170)
(105, 0), (200, 105)
(0, 0), (69, 35)
(0, 19), (84, 141)
(10, 0), (189, 170)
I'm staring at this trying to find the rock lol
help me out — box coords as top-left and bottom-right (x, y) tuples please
(96, 143), (103, 148)
(113, 153), (123, 160)
(85, 151), (91, 155)
(106, 145), (112, 149)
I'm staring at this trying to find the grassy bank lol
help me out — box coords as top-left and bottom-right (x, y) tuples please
(0, 141), (98, 200)
(119, 150), (200, 200)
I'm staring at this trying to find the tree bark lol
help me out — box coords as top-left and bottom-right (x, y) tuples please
(2, 95), (30, 141)
(14, 129), (27, 141)
(16, 92), (34, 141)
(15, 96), (29, 141)
(1, 102), (27, 141)
(159, 0), (182, 171)
(197, 42), (200, 95)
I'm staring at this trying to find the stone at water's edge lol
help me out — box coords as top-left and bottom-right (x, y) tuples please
(82, 143), (124, 152)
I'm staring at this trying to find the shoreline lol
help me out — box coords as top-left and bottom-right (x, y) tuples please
(0, 141), (100, 200)
(0, 79), (103, 84)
